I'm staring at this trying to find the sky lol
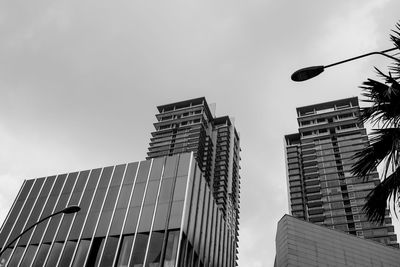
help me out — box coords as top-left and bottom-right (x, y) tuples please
(1, 1), (400, 266)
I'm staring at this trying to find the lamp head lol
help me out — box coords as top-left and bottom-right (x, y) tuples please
(62, 205), (81, 214)
(291, 65), (325, 82)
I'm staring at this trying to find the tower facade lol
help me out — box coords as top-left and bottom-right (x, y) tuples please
(147, 97), (241, 255)
(285, 97), (398, 247)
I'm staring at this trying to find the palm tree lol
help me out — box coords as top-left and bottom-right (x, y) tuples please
(351, 23), (400, 224)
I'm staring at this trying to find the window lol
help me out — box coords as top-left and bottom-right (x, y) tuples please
(291, 198), (302, 204)
(116, 235), (134, 267)
(290, 181), (301, 187)
(161, 115), (172, 121)
(338, 113), (353, 120)
(159, 125), (171, 130)
(20, 245), (38, 266)
(145, 231), (165, 266)
(86, 237), (105, 266)
(59, 241), (77, 266)
(130, 233), (149, 266)
(72, 240), (91, 267)
(100, 236), (119, 266)
(33, 243), (51, 266)
(45, 242), (64, 267)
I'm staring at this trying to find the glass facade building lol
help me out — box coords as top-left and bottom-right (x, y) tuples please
(0, 153), (237, 267)
(284, 97), (398, 247)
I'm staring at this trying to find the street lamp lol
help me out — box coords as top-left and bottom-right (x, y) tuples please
(0, 205), (80, 258)
(291, 47), (399, 82)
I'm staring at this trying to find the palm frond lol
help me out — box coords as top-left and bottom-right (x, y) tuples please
(359, 76), (400, 127)
(351, 128), (400, 179)
(362, 166), (400, 224)
(358, 21), (400, 225)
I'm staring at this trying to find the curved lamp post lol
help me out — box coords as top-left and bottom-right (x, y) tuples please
(0, 205), (80, 258)
(291, 47), (399, 82)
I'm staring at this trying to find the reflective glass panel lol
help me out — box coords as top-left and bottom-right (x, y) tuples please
(162, 155), (179, 179)
(136, 161), (151, 183)
(59, 241), (77, 266)
(177, 153), (191, 176)
(152, 203), (169, 231)
(199, 188), (209, 260)
(32, 243), (51, 267)
(8, 178), (45, 245)
(109, 209), (126, 236)
(149, 157), (164, 181)
(45, 242), (63, 267)
(0, 180), (34, 248)
(130, 183), (146, 207)
(130, 233), (149, 267)
(56, 171), (89, 242)
(86, 237), (105, 267)
(194, 178), (205, 251)
(116, 235), (134, 267)
(182, 167), (194, 231)
(164, 230), (180, 267)
(172, 176), (187, 201)
(82, 167), (113, 239)
(19, 177), (55, 246)
(43, 173), (78, 243)
(168, 201), (184, 229)
(145, 231), (164, 266)
(123, 162), (139, 185)
(99, 236), (119, 267)
(117, 185), (133, 208)
(123, 207), (140, 234)
(158, 178), (174, 204)
(7, 246), (25, 266)
(20, 245), (38, 267)
(144, 181), (159, 205)
(137, 205), (155, 232)
(72, 239), (90, 267)
(0, 248), (12, 266)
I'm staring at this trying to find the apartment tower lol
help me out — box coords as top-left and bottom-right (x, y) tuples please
(284, 97), (398, 247)
(147, 97), (241, 252)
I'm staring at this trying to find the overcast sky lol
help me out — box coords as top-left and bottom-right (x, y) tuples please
(1, 1), (400, 266)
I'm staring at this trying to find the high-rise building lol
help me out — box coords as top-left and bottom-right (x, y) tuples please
(275, 215), (400, 267)
(147, 97), (241, 250)
(0, 97), (241, 267)
(284, 97), (398, 247)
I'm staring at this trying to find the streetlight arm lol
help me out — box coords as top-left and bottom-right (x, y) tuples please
(0, 205), (80, 258)
(0, 210), (64, 257)
(291, 47), (399, 82)
(325, 47), (400, 69)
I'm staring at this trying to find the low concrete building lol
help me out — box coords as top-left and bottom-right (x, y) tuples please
(275, 214), (400, 267)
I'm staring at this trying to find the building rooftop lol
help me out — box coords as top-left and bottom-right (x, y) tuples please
(296, 96), (359, 116)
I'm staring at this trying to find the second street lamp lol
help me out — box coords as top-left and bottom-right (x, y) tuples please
(291, 47), (399, 82)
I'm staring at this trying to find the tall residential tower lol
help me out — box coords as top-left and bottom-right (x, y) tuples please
(284, 97), (398, 247)
(147, 97), (241, 249)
